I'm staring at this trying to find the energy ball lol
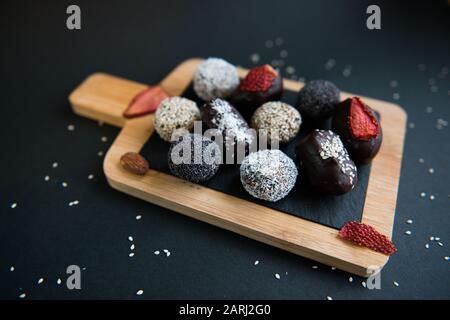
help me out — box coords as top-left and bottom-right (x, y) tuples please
(295, 130), (357, 195)
(296, 80), (340, 121)
(240, 149), (298, 202)
(231, 64), (283, 120)
(193, 58), (240, 101)
(332, 97), (382, 164)
(154, 97), (200, 142)
(168, 134), (221, 183)
(251, 101), (302, 144)
(202, 99), (255, 161)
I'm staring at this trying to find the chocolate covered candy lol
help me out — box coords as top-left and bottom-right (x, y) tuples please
(295, 130), (357, 195)
(296, 80), (340, 121)
(332, 97), (382, 164)
(231, 64), (283, 120)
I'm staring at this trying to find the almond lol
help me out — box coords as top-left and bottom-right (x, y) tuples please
(120, 152), (149, 175)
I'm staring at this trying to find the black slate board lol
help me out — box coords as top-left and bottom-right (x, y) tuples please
(141, 84), (371, 229)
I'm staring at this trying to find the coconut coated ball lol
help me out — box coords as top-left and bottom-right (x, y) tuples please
(193, 58), (240, 101)
(168, 134), (221, 183)
(154, 97), (200, 142)
(240, 149), (298, 202)
(296, 80), (340, 120)
(251, 101), (302, 144)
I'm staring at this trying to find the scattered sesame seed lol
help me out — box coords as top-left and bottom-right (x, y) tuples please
(348, 277), (353, 283)
(426, 106), (433, 113)
(438, 242), (443, 247)
(445, 256), (449, 261)
(393, 281), (399, 287)
(275, 37), (283, 46)
(392, 93), (400, 100)
(428, 168), (435, 174)
(52, 162), (58, 168)
(274, 273), (281, 280)
(408, 122), (415, 129)
(406, 219), (413, 224)
(389, 80), (399, 88)
(324, 59), (336, 70)
(129, 252), (134, 257)
(19, 293), (26, 299)
(405, 230), (412, 235)
(331, 267), (336, 270)
(67, 124), (75, 131)
(44, 175), (50, 181)
(136, 289), (144, 296)
(128, 236), (133, 242)
(362, 281), (367, 288)
(420, 192), (426, 198)
(10, 266), (14, 272)
(101, 136), (108, 142)
(62, 182), (68, 188)
(418, 158), (424, 163)
(280, 50), (288, 58)
(154, 250), (160, 255)
(425, 244), (429, 249)
(435, 237), (441, 241)
(130, 244), (135, 250)
(38, 278), (44, 284)
(312, 265), (318, 269)
(135, 215), (142, 220)
(430, 195), (435, 200)
(342, 66), (352, 77)
(249, 53), (260, 64)
(254, 260), (259, 265)
(88, 174), (94, 180)
(57, 278), (62, 285)
(10, 203), (17, 209)
(97, 151), (104, 157)
(163, 249), (170, 257)
(68, 200), (79, 206)
(326, 296), (333, 300)
(430, 236), (435, 241)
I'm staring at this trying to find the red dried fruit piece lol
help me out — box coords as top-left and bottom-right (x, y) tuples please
(123, 86), (169, 118)
(339, 221), (396, 255)
(240, 64), (278, 92)
(349, 97), (379, 140)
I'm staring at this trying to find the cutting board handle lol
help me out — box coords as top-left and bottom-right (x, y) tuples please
(68, 58), (203, 127)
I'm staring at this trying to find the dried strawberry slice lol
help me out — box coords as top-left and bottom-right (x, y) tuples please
(124, 86), (169, 118)
(349, 97), (379, 140)
(339, 221), (396, 255)
(240, 64), (278, 92)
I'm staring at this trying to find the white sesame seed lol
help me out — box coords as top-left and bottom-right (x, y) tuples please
(430, 236), (435, 241)
(19, 293), (26, 299)
(428, 168), (435, 174)
(101, 136), (108, 142)
(275, 37), (283, 46)
(418, 158), (424, 163)
(408, 122), (415, 129)
(67, 124), (75, 131)
(362, 281), (367, 288)
(52, 162), (58, 168)
(326, 296), (333, 300)
(10, 203), (17, 209)
(438, 242), (444, 247)
(420, 192), (426, 198)
(331, 267), (336, 270)
(44, 175), (50, 181)
(128, 236), (133, 242)
(425, 244), (429, 249)
(430, 195), (435, 200)
(426, 106), (433, 113)
(57, 278), (62, 285)
(392, 93), (400, 100)
(349, 277), (353, 283)
(154, 250), (160, 255)
(435, 237), (441, 241)
(135, 215), (142, 220)
(254, 260), (259, 265)
(130, 244), (135, 250)
(10, 266), (14, 272)
(280, 50), (288, 58)
(62, 182), (68, 188)
(444, 256), (449, 261)
(324, 58), (336, 70)
(405, 230), (412, 235)
(88, 174), (94, 180)
(249, 53), (260, 64)
(274, 273), (281, 280)
(38, 278), (44, 284)
(406, 219), (413, 224)
(393, 281), (399, 287)
(166, 251), (171, 257)
(97, 151), (104, 157)
(312, 265), (318, 269)
(129, 252), (134, 257)
(163, 249), (169, 253)
(136, 289), (144, 296)
(389, 80), (399, 88)
(343, 66), (352, 77)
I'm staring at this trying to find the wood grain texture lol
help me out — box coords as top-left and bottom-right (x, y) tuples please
(69, 58), (407, 277)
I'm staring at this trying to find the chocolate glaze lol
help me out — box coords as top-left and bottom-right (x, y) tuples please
(231, 73), (283, 120)
(332, 98), (382, 164)
(295, 130), (357, 195)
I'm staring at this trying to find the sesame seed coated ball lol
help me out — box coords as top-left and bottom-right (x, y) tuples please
(240, 149), (298, 202)
(154, 97), (200, 142)
(168, 134), (221, 183)
(296, 80), (340, 121)
(193, 58), (240, 101)
(251, 101), (302, 144)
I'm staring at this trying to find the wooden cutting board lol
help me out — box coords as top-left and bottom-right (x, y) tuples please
(69, 58), (407, 277)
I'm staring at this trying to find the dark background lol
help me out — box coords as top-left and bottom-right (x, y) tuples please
(0, 0), (449, 299)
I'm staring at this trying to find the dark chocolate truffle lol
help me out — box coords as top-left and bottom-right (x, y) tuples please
(332, 97), (382, 164)
(231, 64), (283, 120)
(296, 80), (340, 121)
(251, 101), (302, 144)
(240, 149), (298, 202)
(168, 134), (221, 183)
(295, 130), (357, 195)
(202, 99), (255, 162)
(193, 58), (240, 101)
